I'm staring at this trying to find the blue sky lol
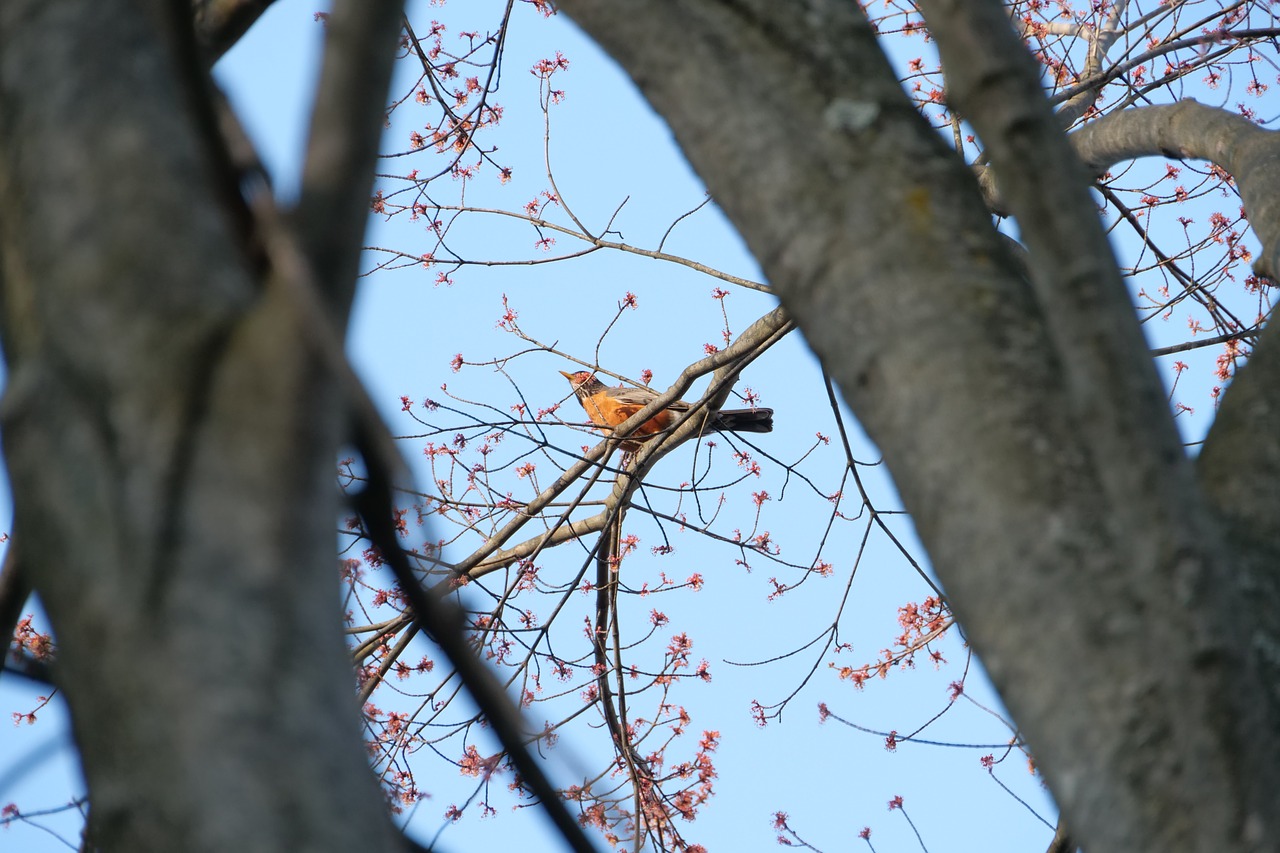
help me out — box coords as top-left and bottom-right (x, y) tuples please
(2, 1), (1260, 850)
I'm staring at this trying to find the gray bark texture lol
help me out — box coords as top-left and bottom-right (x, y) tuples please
(193, 0), (276, 62)
(4, 0), (1280, 851)
(552, 1), (1280, 852)
(0, 1), (405, 851)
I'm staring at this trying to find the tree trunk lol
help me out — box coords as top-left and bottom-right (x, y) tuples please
(0, 2), (401, 850)
(553, 1), (1280, 851)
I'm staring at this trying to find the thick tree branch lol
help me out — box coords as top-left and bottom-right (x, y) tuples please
(979, 101), (1280, 281)
(193, 0), (275, 62)
(1020, 99), (1280, 579)
(293, 0), (406, 321)
(925, 1), (1276, 847)
(1196, 329), (1280, 720)
(555, 1), (1277, 851)
(0, 1), (402, 850)
(917, 1), (1210, 587)
(1069, 100), (1280, 280)
(1053, 0), (1130, 128)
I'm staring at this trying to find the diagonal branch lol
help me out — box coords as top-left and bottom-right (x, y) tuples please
(443, 305), (791, 585)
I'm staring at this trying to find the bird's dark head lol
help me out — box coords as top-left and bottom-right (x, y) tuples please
(559, 370), (598, 395)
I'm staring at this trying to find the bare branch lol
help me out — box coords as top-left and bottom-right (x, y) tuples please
(446, 305), (790, 584)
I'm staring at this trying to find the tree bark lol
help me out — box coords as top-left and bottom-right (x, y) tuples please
(293, 0), (406, 321)
(0, 2), (401, 850)
(193, 0), (276, 62)
(1068, 99), (1280, 280)
(553, 1), (1280, 850)
(6, 0), (1279, 850)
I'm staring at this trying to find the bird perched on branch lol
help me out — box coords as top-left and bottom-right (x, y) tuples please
(559, 370), (772, 451)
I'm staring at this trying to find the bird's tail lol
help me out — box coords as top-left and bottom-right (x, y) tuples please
(713, 408), (774, 434)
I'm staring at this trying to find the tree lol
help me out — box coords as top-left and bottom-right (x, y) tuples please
(2, 1), (1278, 852)
(0, 1), (412, 850)
(546, 2), (1280, 851)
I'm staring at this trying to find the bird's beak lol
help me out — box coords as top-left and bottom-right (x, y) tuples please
(558, 370), (575, 381)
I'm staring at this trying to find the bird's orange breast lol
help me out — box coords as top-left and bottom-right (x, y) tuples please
(580, 394), (674, 444)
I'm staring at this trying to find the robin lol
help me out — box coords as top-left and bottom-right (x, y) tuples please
(559, 370), (772, 450)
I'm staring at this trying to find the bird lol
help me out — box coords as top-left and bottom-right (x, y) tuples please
(558, 369), (772, 451)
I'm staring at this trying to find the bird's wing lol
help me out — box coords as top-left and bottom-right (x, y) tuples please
(603, 386), (665, 406)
